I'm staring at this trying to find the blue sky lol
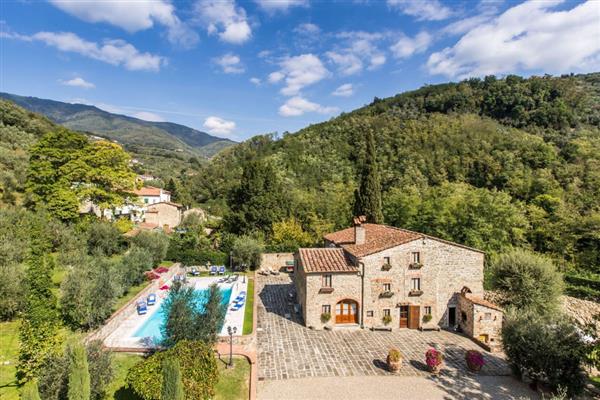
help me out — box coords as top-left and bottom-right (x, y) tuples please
(1, 0), (598, 141)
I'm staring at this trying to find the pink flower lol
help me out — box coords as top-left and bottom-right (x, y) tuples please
(425, 348), (443, 368)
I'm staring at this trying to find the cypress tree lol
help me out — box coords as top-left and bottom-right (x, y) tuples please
(166, 178), (178, 202)
(197, 284), (226, 344)
(21, 380), (42, 400)
(161, 357), (184, 400)
(67, 343), (91, 400)
(354, 128), (383, 224)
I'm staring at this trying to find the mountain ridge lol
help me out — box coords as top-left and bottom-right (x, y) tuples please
(0, 92), (236, 159)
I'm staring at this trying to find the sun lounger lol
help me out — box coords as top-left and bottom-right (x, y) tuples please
(269, 268), (280, 275)
(136, 301), (147, 315)
(232, 292), (246, 303)
(231, 300), (245, 311)
(147, 293), (157, 306)
(258, 270), (269, 276)
(209, 266), (218, 275)
(190, 267), (200, 276)
(218, 266), (226, 275)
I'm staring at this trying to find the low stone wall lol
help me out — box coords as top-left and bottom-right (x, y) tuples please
(87, 263), (183, 345)
(261, 252), (294, 272)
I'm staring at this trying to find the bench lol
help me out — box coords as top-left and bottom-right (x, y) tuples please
(371, 326), (393, 332)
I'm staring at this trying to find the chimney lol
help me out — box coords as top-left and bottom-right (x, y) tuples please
(354, 215), (366, 245)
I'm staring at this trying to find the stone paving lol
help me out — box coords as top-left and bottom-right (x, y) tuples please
(256, 274), (511, 381)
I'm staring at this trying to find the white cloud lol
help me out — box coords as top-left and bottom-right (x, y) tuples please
(427, 0), (600, 79)
(278, 96), (338, 117)
(332, 83), (354, 97)
(203, 116), (236, 135)
(60, 77), (95, 89)
(194, 0), (251, 44)
(270, 54), (329, 96)
(250, 77), (261, 85)
(390, 31), (432, 59)
(49, 0), (198, 48)
(255, 0), (308, 13)
(131, 111), (165, 122)
(214, 53), (245, 73)
(12, 31), (165, 71)
(387, 0), (453, 21)
(294, 23), (320, 35)
(327, 31), (386, 75)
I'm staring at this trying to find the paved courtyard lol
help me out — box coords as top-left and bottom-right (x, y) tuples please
(256, 274), (511, 381)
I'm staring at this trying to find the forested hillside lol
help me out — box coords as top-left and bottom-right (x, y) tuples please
(0, 92), (236, 174)
(187, 73), (600, 299)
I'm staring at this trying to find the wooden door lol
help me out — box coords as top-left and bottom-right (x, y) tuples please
(335, 300), (358, 324)
(408, 305), (420, 329)
(399, 306), (409, 328)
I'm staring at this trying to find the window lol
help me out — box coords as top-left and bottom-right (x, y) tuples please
(461, 311), (468, 322)
(411, 278), (421, 291)
(384, 256), (390, 264)
(383, 309), (391, 317)
(322, 305), (331, 314)
(484, 312), (492, 320)
(366, 310), (374, 317)
(144, 198), (148, 204)
(383, 283), (391, 291)
(322, 274), (332, 288)
(424, 306), (432, 315)
(412, 252), (420, 263)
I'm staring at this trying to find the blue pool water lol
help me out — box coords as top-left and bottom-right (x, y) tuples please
(133, 286), (232, 342)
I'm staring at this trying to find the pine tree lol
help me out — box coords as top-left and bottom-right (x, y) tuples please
(67, 343), (91, 400)
(21, 380), (42, 400)
(354, 128), (383, 224)
(166, 178), (178, 202)
(17, 217), (62, 381)
(161, 357), (184, 400)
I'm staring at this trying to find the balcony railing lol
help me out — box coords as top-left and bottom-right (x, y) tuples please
(379, 290), (394, 298)
(409, 262), (423, 269)
(408, 289), (423, 296)
(319, 287), (334, 294)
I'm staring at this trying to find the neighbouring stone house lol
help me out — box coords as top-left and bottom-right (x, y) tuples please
(458, 287), (504, 352)
(144, 201), (183, 230)
(294, 216), (503, 351)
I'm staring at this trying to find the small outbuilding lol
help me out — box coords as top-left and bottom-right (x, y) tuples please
(458, 286), (504, 352)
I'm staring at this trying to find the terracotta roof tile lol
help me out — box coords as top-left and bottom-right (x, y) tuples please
(465, 294), (503, 312)
(131, 186), (169, 196)
(298, 248), (357, 273)
(324, 224), (422, 257)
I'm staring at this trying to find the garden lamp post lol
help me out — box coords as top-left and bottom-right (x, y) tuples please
(227, 326), (237, 368)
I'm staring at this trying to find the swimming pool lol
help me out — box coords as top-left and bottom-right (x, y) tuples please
(133, 286), (233, 343)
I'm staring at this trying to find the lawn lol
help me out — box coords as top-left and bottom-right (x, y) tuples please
(242, 278), (254, 335)
(0, 321), (20, 400)
(113, 280), (151, 311)
(106, 353), (144, 400)
(214, 357), (251, 400)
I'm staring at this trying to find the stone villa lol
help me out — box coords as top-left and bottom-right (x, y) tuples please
(294, 216), (503, 351)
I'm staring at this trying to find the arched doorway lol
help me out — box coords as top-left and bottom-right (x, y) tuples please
(335, 299), (358, 324)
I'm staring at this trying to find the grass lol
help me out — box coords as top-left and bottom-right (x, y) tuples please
(0, 321), (20, 400)
(242, 278), (254, 335)
(159, 260), (174, 267)
(106, 353), (144, 400)
(214, 357), (251, 400)
(591, 376), (600, 389)
(113, 280), (151, 312)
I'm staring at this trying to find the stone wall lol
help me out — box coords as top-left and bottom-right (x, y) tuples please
(145, 203), (182, 228)
(458, 294), (503, 352)
(360, 237), (484, 330)
(303, 271), (361, 329)
(261, 253), (294, 272)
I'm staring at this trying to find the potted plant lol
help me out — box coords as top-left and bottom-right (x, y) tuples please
(425, 348), (444, 374)
(320, 312), (331, 324)
(386, 348), (403, 372)
(379, 290), (394, 298)
(422, 314), (433, 324)
(465, 350), (485, 373)
(381, 263), (392, 271)
(382, 314), (392, 325)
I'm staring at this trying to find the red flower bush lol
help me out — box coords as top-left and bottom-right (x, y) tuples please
(465, 350), (485, 369)
(425, 348), (443, 369)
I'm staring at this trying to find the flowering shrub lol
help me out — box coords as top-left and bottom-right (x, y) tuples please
(425, 348), (443, 369)
(465, 350), (485, 369)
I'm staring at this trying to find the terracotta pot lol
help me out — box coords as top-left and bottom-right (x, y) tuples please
(387, 355), (402, 372)
(429, 364), (442, 375)
(466, 359), (482, 373)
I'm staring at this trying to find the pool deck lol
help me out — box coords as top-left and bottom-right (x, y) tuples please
(103, 276), (248, 350)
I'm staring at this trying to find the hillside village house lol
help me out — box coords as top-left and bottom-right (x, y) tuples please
(294, 216), (503, 351)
